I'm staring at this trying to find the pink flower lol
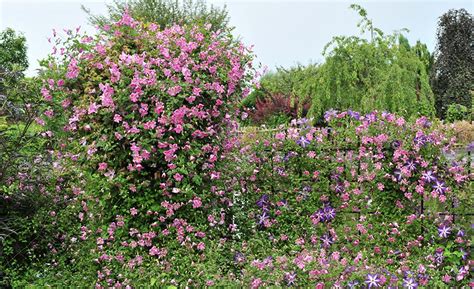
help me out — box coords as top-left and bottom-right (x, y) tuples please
(192, 197), (202, 208)
(66, 58), (79, 79)
(173, 173), (183, 182)
(210, 171), (220, 180)
(98, 162), (108, 171)
(130, 207), (138, 216)
(99, 83), (115, 108)
(113, 114), (122, 123)
(41, 87), (52, 101)
(88, 102), (100, 114)
(196, 242), (205, 251)
(275, 132), (285, 140)
(167, 85), (182, 96)
(250, 278), (262, 289)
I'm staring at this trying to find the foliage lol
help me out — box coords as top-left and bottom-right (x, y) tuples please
(446, 103), (469, 123)
(245, 93), (310, 126)
(308, 5), (435, 120)
(4, 12), (256, 287)
(217, 110), (471, 287)
(0, 76), (58, 288)
(445, 120), (474, 146)
(83, 0), (230, 33)
(0, 28), (28, 93)
(431, 9), (474, 118)
(242, 64), (318, 122)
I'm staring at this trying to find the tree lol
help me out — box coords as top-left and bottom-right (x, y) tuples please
(308, 5), (435, 120)
(0, 28), (28, 93)
(431, 9), (473, 119)
(82, 0), (230, 32)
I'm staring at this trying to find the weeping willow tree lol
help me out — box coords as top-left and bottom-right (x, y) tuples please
(308, 4), (435, 119)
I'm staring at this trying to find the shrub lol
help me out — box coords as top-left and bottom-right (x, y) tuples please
(25, 12), (255, 287)
(243, 64), (318, 120)
(246, 93), (310, 126)
(446, 103), (469, 123)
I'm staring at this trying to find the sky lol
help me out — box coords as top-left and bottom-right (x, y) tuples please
(0, 0), (472, 76)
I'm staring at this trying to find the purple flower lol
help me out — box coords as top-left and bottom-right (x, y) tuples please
(438, 225), (451, 238)
(457, 230), (465, 237)
(460, 248), (468, 260)
(283, 151), (297, 162)
(256, 194), (269, 209)
(434, 250), (444, 264)
(234, 251), (246, 264)
(323, 206), (336, 221)
(257, 211), (269, 226)
(312, 209), (325, 222)
(404, 159), (417, 171)
(391, 140), (401, 149)
(335, 182), (345, 193)
(365, 274), (380, 288)
(403, 277), (418, 289)
(421, 170), (436, 183)
(393, 169), (403, 182)
(365, 112), (378, 123)
(320, 234), (333, 248)
(284, 272), (297, 286)
(296, 136), (311, 148)
(347, 280), (359, 289)
(324, 109), (338, 121)
(466, 142), (474, 152)
(432, 180), (447, 194)
(276, 167), (285, 175)
(348, 110), (361, 120)
(299, 186), (311, 199)
(413, 136), (427, 147)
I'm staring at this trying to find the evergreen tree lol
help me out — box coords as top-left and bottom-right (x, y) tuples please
(431, 9), (473, 118)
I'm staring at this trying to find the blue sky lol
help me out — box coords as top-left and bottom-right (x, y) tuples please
(1, 0), (472, 76)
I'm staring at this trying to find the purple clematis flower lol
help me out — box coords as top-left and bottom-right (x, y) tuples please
(421, 170), (437, 183)
(335, 182), (345, 193)
(391, 140), (401, 149)
(413, 136), (427, 147)
(466, 142), (474, 152)
(393, 169), (403, 182)
(403, 277), (418, 289)
(348, 110), (361, 120)
(320, 234), (333, 248)
(347, 280), (359, 289)
(313, 209), (325, 222)
(438, 225), (451, 238)
(284, 272), (297, 286)
(324, 109), (338, 121)
(257, 211), (269, 226)
(405, 159), (417, 171)
(460, 248), (468, 260)
(432, 180), (447, 194)
(365, 274), (381, 288)
(234, 251), (246, 264)
(256, 194), (269, 209)
(324, 206), (336, 221)
(283, 151), (297, 162)
(296, 136), (311, 148)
